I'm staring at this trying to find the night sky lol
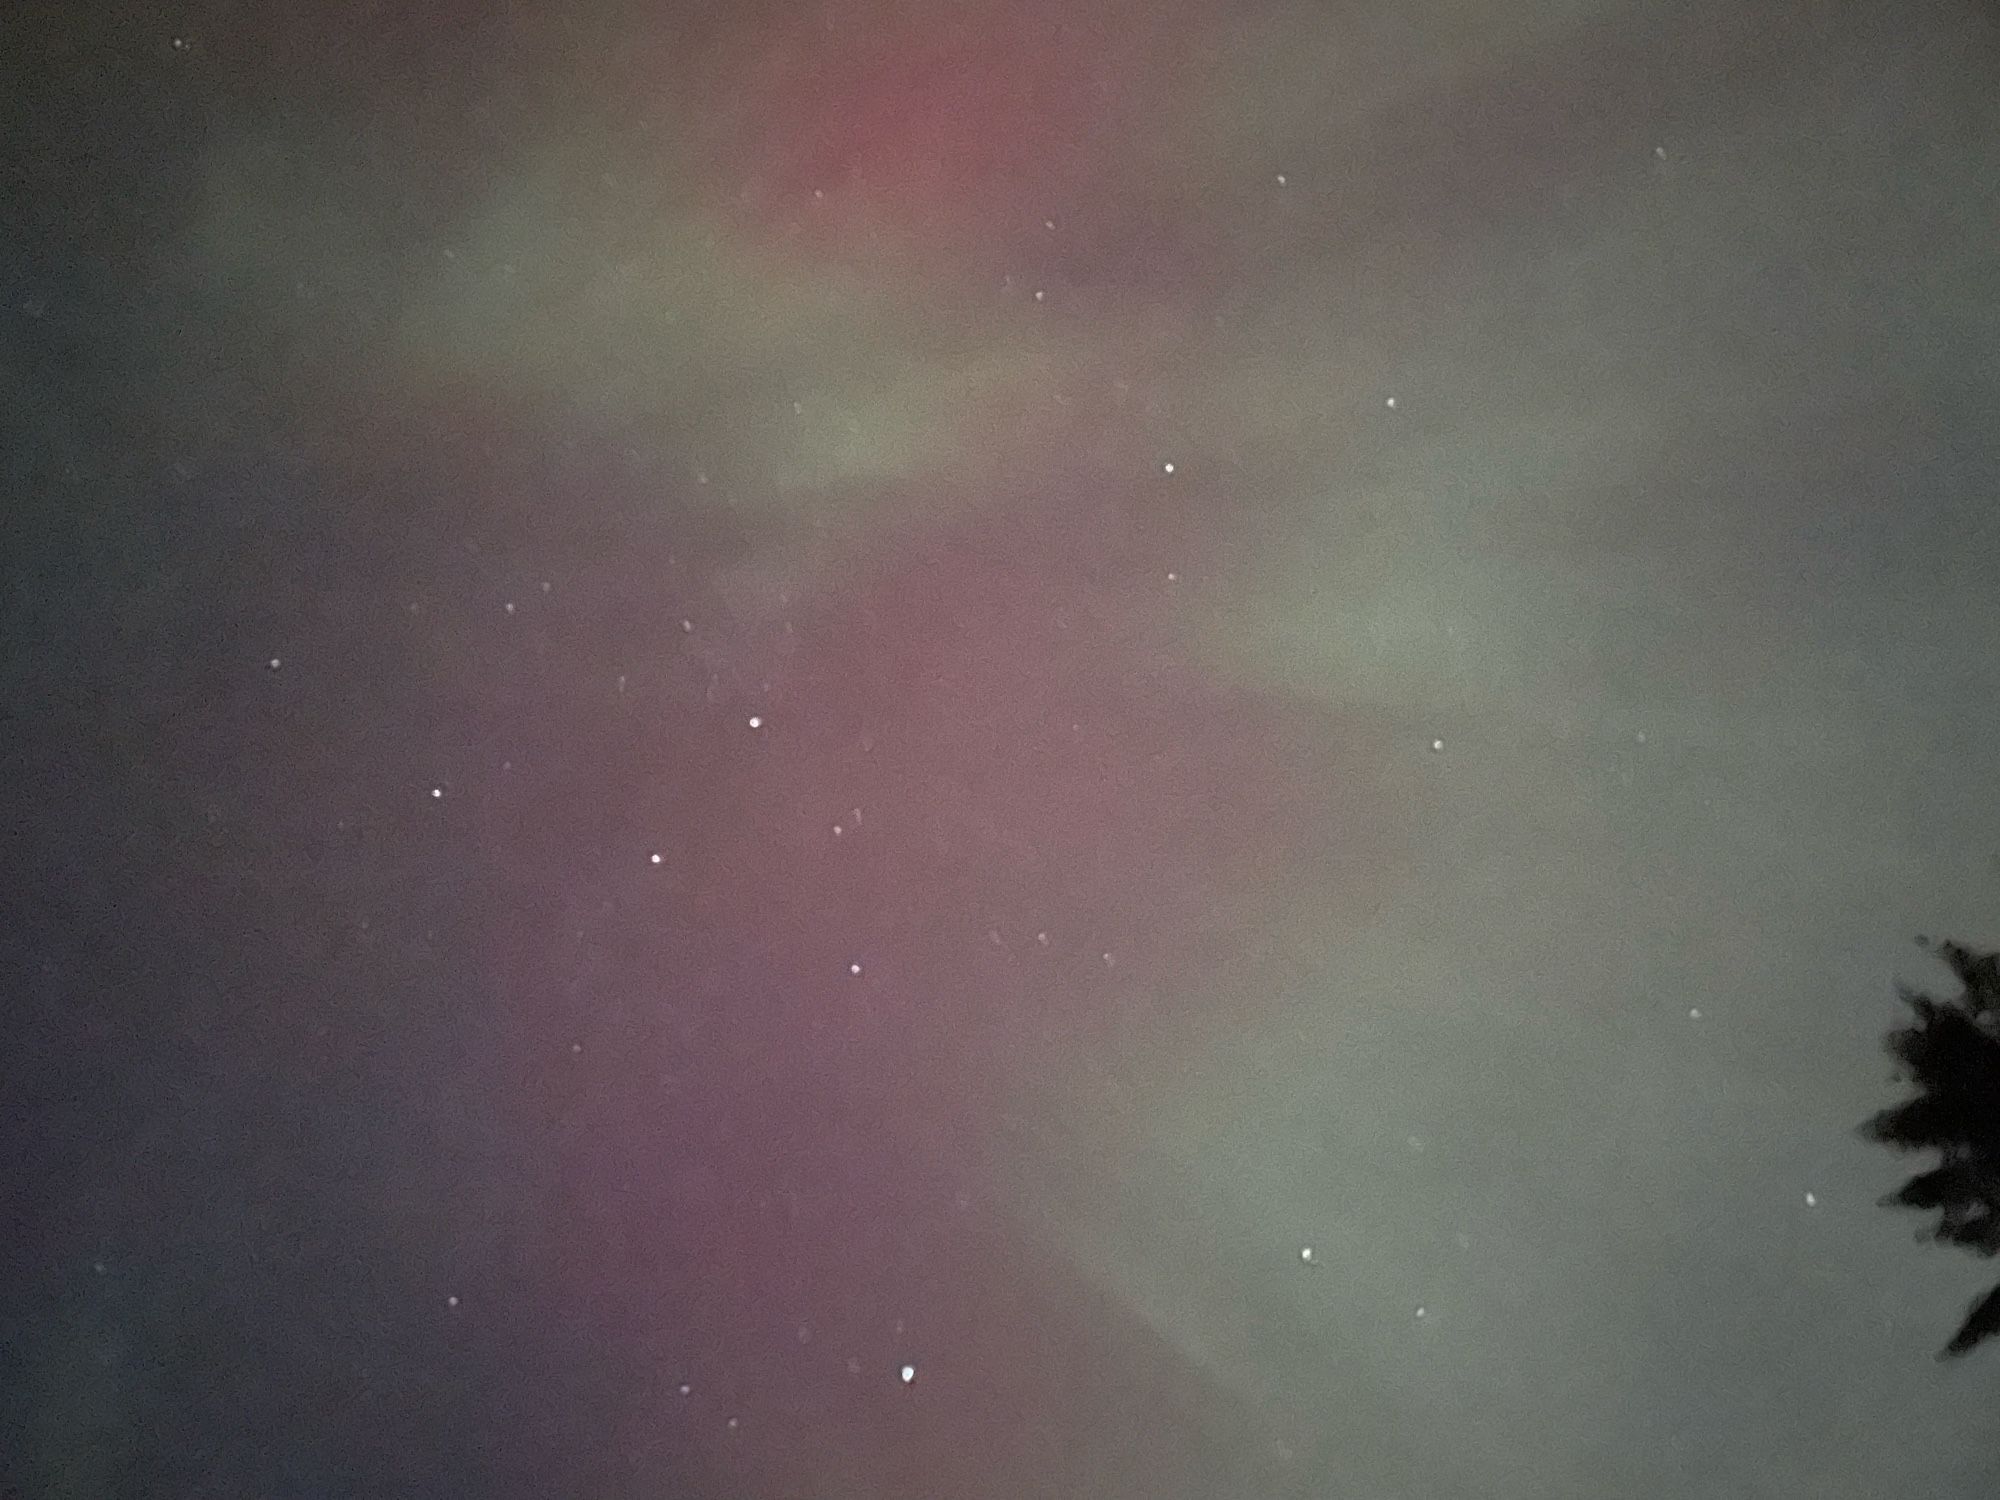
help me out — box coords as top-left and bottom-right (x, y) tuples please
(7, 1), (2000, 1495)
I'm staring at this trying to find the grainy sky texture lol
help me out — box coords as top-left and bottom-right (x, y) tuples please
(6, 1), (2000, 1495)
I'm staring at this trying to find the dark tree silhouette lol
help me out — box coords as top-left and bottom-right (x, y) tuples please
(1860, 937), (2000, 1359)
